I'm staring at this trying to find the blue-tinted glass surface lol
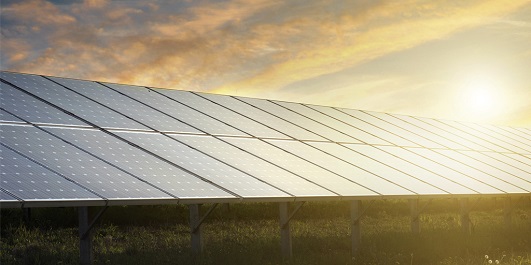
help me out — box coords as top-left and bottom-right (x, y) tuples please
(0, 81), (88, 126)
(171, 134), (336, 197)
(104, 84), (247, 136)
(1, 124), (170, 200)
(43, 127), (234, 199)
(222, 137), (379, 197)
(0, 109), (24, 123)
(199, 93), (321, 140)
(113, 131), (289, 198)
(158, 90), (288, 138)
(1, 146), (101, 200)
(0, 72), (149, 130)
(50, 77), (200, 134)
(267, 140), (414, 195)
(0, 190), (19, 202)
(240, 98), (358, 143)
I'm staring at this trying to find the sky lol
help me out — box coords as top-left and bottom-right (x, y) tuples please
(1, 0), (530, 127)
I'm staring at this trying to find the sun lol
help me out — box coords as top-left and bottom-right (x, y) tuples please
(458, 74), (504, 122)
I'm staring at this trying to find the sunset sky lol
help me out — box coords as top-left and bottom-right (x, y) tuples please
(1, 0), (530, 127)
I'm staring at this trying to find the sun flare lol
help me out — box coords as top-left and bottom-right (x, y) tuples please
(457, 74), (505, 123)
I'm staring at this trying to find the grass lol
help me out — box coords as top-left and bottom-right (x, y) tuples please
(1, 198), (530, 264)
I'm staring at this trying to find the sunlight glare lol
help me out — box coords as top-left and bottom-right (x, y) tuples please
(458, 74), (504, 123)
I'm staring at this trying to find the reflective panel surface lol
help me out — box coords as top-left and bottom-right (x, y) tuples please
(200, 93), (322, 140)
(1, 124), (170, 199)
(270, 140), (414, 195)
(0, 81), (88, 126)
(50, 77), (200, 133)
(104, 84), (247, 136)
(1, 72), (149, 130)
(241, 98), (358, 143)
(113, 131), (289, 198)
(0, 109), (24, 123)
(159, 90), (288, 139)
(43, 127), (235, 199)
(222, 137), (379, 197)
(1, 146), (101, 200)
(171, 134), (336, 197)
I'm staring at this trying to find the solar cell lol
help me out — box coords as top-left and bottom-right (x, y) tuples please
(112, 131), (290, 198)
(438, 119), (511, 153)
(171, 134), (336, 197)
(490, 125), (531, 148)
(0, 72), (149, 130)
(343, 144), (467, 194)
(1, 146), (102, 200)
(478, 152), (531, 178)
(1, 124), (171, 200)
(221, 137), (379, 197)
(0, 109), (24, 123)
(307, 141), (445, 195)
(504, 153), (531, 167)
(365, 112), (461, 149)
(404, 147), (504, 194)
(266, 140), (414, 196)
(305, 105), (392, 145)
(43, 127), (236, 200)
(461, 152), (531, 184)
(156, 90), (287, 139)
(49, 77), (201, 134)
(415, 117), (490, 151)
(103, 83), (247, 136)
(337, 109), (425, 147)
(198, 93), (321, 140)
(433, 149), (528, 193)
(389, 114), (469, 150)
(239, 98), (356, 142)
(0, 82), (88, 126)
(0, 190), (20, 202)
(460, 122), (531, 154)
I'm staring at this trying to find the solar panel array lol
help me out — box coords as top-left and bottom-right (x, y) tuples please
(1, 71), (530, 208)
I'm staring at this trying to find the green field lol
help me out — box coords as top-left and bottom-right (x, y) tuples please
(2, 198), (530, 264)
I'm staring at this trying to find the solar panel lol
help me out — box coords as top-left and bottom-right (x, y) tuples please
(0, 72), (149, 130)
(0, 109), (24, 123)
(306, 141), (444, 195)
(102, 83), (248, 136)
(1, 124), (171, 201)
(337, 108), (422, 147)
(342, 144), (469, 194)
(42, 126), (236, 200)
(265, 140), (414, 196)
(111, 130), (290, 199)
(198, 93), (322, 140)
(170, 134), (336, 197)
(157, 90), (288, 139)
(240, 99), (360, 143)
(1, 71), (530, 209)
(455, 122), (531, 154)
(49, 77), (201, 134)
(0, 81), (88, 126)
(1, 146), (102, 201)
(221, 137), (379, 197)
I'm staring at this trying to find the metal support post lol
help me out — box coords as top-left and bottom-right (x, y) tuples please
(189, 204), (203, 254)
(459, 198), (470, 235)
(79, 207), (92, 265)
(23, 208), (31, 224)
(279, 202), (292, 259)
(410, 199), (420, 234)
(504, 197), (512, 228)
(351, 200), (362, 256)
